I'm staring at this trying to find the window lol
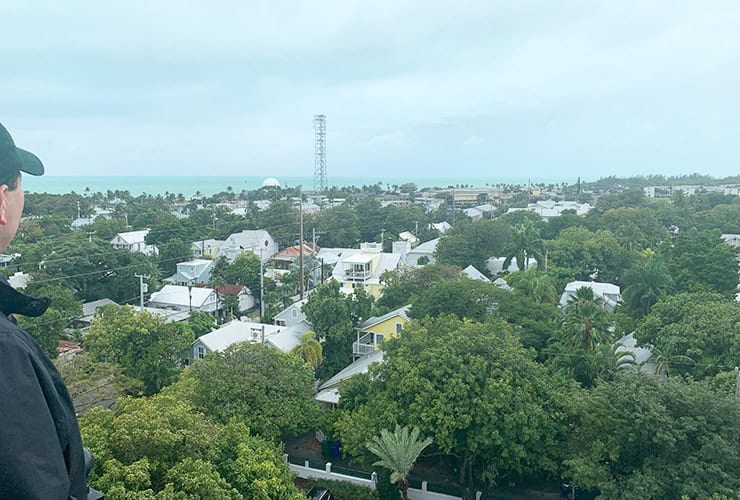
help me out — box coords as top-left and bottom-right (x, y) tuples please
(292, 308), (298, 318)
(375, 333), (384, 345)
(395, 323), (402, 333)
(196, 346), (205, 359)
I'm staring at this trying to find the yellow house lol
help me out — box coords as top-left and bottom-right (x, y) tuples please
(352, 305), (411, 359)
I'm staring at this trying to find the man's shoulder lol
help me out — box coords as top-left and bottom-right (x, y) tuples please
(0, 313), (42, 358)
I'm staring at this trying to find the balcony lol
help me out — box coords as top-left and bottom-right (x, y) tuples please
(344, 268), (371, 281)
(352, 332), (382, 357)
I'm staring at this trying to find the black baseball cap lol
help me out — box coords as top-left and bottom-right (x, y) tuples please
(0, 122), (45, 176)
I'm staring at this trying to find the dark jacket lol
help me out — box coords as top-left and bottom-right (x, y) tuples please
(0, 276), (88, 500)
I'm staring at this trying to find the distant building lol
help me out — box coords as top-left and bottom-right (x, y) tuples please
(352, 305), (410, 359)
(218, 229), (278, 263)
(506, 201), (592, 221)
(191, 238), (224, 259)
(149, 285), (220, 315)
(191, 318), (311, 360)
(406, 238), (439, 266)
(559, 281), (621, 312)
(164, 259), (214, 286)
(330, 242), (404, 297)
(111, 229), (158, 256)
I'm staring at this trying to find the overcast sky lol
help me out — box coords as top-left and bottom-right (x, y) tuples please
(2, 1), (739, 180)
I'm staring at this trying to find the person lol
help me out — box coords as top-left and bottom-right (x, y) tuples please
(0, 122), (90, 499)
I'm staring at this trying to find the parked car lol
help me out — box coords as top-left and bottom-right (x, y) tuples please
(307, 487), (335, 500)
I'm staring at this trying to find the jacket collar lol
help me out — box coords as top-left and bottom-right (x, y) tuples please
(0, 275), (51, 317)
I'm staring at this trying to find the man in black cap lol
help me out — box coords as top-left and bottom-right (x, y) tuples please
(0, 122), (90, 499)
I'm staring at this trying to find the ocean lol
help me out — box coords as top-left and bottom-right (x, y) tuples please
(22, 175), (567, 197)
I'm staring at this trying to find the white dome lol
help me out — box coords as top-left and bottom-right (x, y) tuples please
(262, 177), (281, 188)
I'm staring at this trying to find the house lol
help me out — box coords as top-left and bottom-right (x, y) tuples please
(315, 349), (384, 408)
(194, 283), (256, 313)
(493, 277), (512, 291)
(429, 221), (452, 235)
(464, 204), (495, 220)
(398, 231), (419, 247)
(218, 229), (278, 263)
(79, 298), (119, 327)
(273, 298), (310, 328)
(486, 256), (537, 276)
(330, 242), (404, 297)
(352, 305), (411, 359)
(462, 265), (490, 282)
(8, 271), (32, 290)
(191, 238), (224, 258)
(191, 319), (311, 360)
(71, 216), (95, 229)
(270, 243), (320, 272)
(111, 229), (159, 256)
(139, 306), (191, 323)
(506, 201), (592, 221)
(164, 259), (214, 286)
(148, 285), (220, 314)
(405, 238), (439, 266)
(559, 281), (621, 312)
(721, 234), (740, 248)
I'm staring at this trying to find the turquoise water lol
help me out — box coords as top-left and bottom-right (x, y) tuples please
(22, 175), (568, 196)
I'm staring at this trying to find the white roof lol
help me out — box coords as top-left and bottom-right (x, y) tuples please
(462, 265), (490, 282)
(344, 252), (377, 264)
(319, 349), (385, 391)
(225, 229), (273, 249)
(563, 280), (620, 296)
(493, 277), (512, 290)
(82, 298), (119, 319)
(487, 256), (536, 275)
(197, 320), (304, 353)
(8, 272), (32, 290)
(149, 285), (214, 308)
(315, 387), (340, 404)
(409, 238), (439, 255)
(141, 307), (190, 323)
(114, 229), (150, 244)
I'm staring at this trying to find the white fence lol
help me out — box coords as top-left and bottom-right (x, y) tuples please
(286, 456), (483, 500)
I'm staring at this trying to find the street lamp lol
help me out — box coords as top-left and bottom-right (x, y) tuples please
(187, 281), (193, 312)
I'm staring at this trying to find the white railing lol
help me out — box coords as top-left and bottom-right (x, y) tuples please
(352, 342), (377, 356)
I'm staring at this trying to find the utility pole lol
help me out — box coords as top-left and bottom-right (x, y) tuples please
(259, 247), (265, 322)
(735, 366), (739, 400)
(451, 188), (456, 226)
(380, 228), (384, 246)
(261, 325), (266, 345)
(76, 201), (81, 219)
(135, 274), (149, 312)
(299, 190), (305, 300)
(414, 221), (419, 238)
(86, 231), (95, 243)
(312, 227), (317, 252)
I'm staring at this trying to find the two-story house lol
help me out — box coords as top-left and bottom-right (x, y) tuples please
(164, 259), (214, 286)
(218, 229), (278, 263)
(191, 238), (224, 259)
(352, 305), (411, 359)
(148, 285), (220, 315)
(330, 242), (404, 297)
(110, 229), (159, 256)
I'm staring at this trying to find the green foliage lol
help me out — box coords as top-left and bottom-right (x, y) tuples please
(80, 394), (304, 499)
(559, 287), (612, 354)
(621, 255), (674, 318)
(18, 283), (82, 358)
(157, 238), (193, 276)
(506, 268), (558, 304)
(546, 227), (631, 285)
(409, 278), (497, 322)
(564, 374), (739, 499)
(435, 219), (511, 272)
(215, 252), (261, 291)
(366, 425), (432, 497)
(303, 281), (355, 379)
(335, 316), (571, 495)
(187, 310), (216, 338)
(290, 331), (323, 369)
(175, 342), (319, 438)
(85, 305), (193, 394)
(659, 229), (738, 296)
(376, 264), (461, 311)
(600, 207), (667, 251)
(502, 219), (545, 271)
(303, 479), (379, 500)
(634, 292), (739, 379)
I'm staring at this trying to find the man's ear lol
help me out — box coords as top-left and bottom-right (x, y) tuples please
(0, 184), (8, 226)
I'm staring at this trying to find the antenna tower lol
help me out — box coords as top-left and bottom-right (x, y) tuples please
(313, 114), (327, 192)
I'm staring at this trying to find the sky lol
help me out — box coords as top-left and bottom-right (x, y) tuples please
(2, 1), (740, 180)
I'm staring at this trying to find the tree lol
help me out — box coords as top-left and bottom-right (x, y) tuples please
(376, 264), (462, 311)
(564, 374), (739, 498)
(173, 342), (319, 438)
(621, 255), (674, 318)
(559, 287), (612, 354)
(303, 281), (355, 379)
(335, 316), (571, 498)
(409, 278), (498, 322)
(290, 331), (323, 370)
(188, 311), (216, 338)
(600, 207), (667, 251)
(502, 219), (545, 271)
(220, 252), (261, 291)
(435, 219), (511, 272)
(80, 394), (304, 499)
(84, 305), (193, 394)
(659, 229), (738, 297)
(158, 238), (193, 276)
(634, 292), (739, 379)
(505, 268), (558, 304)
(18, 284), (82, 358)
(366, 426), (432, 500)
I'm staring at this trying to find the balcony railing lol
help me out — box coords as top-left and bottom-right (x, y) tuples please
(352, 341), (377, 356)
(344, 269), (371, 281)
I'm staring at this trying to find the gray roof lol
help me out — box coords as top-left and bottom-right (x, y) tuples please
(319, 349), (384, 391)
(82, 299), (119, 320)
(409, 238), (439, 255)
(356, 305), (411, 331)
(196, 320), (306, 354)
(462, 265), (490, 282)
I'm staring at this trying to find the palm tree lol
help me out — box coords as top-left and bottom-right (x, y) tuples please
(366, 425), (432, 500)
(644, 348), (695, 377)
(290, 331), (323, 370)
(502, 219), (546, 271)
(622, 256), (674, 318)
(560, 287), (611, 354)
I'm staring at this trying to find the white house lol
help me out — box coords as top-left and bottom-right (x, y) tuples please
(559, 281), (622, 312)
(218, 229), (278, 263)
(398, 231), (419, 247)
(111, 229), (159, 256)
(191, 319), (311, 360)
(462, 265), (490, 282)
(164, 259), (214, 286)
(149, 285), (220, 314)
(192, 238), (224, 259)
(273, 298), (310, 328)
(315, 349), (384, 407)
(429, 221), (452, 235)
(405, 238), (439, 266)
(721, 234), (740, 248)
(330, 242), (404, 297)
(506, 201), (592, 221)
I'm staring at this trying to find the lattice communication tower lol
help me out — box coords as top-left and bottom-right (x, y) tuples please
(313, 114), (327, 192)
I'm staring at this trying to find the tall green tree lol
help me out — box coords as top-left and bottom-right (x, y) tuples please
(502, 219), (546, 271)
(18, 284), (82, 358)
(435, 219), (511, 272)
(621, 255), (674, 318)
(560, 287), (612, 354)
(173, 342), (319, 438)
(290, 331), (323, 370)
(84, 305), (193, 394)
(366, 426), (432, 500)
